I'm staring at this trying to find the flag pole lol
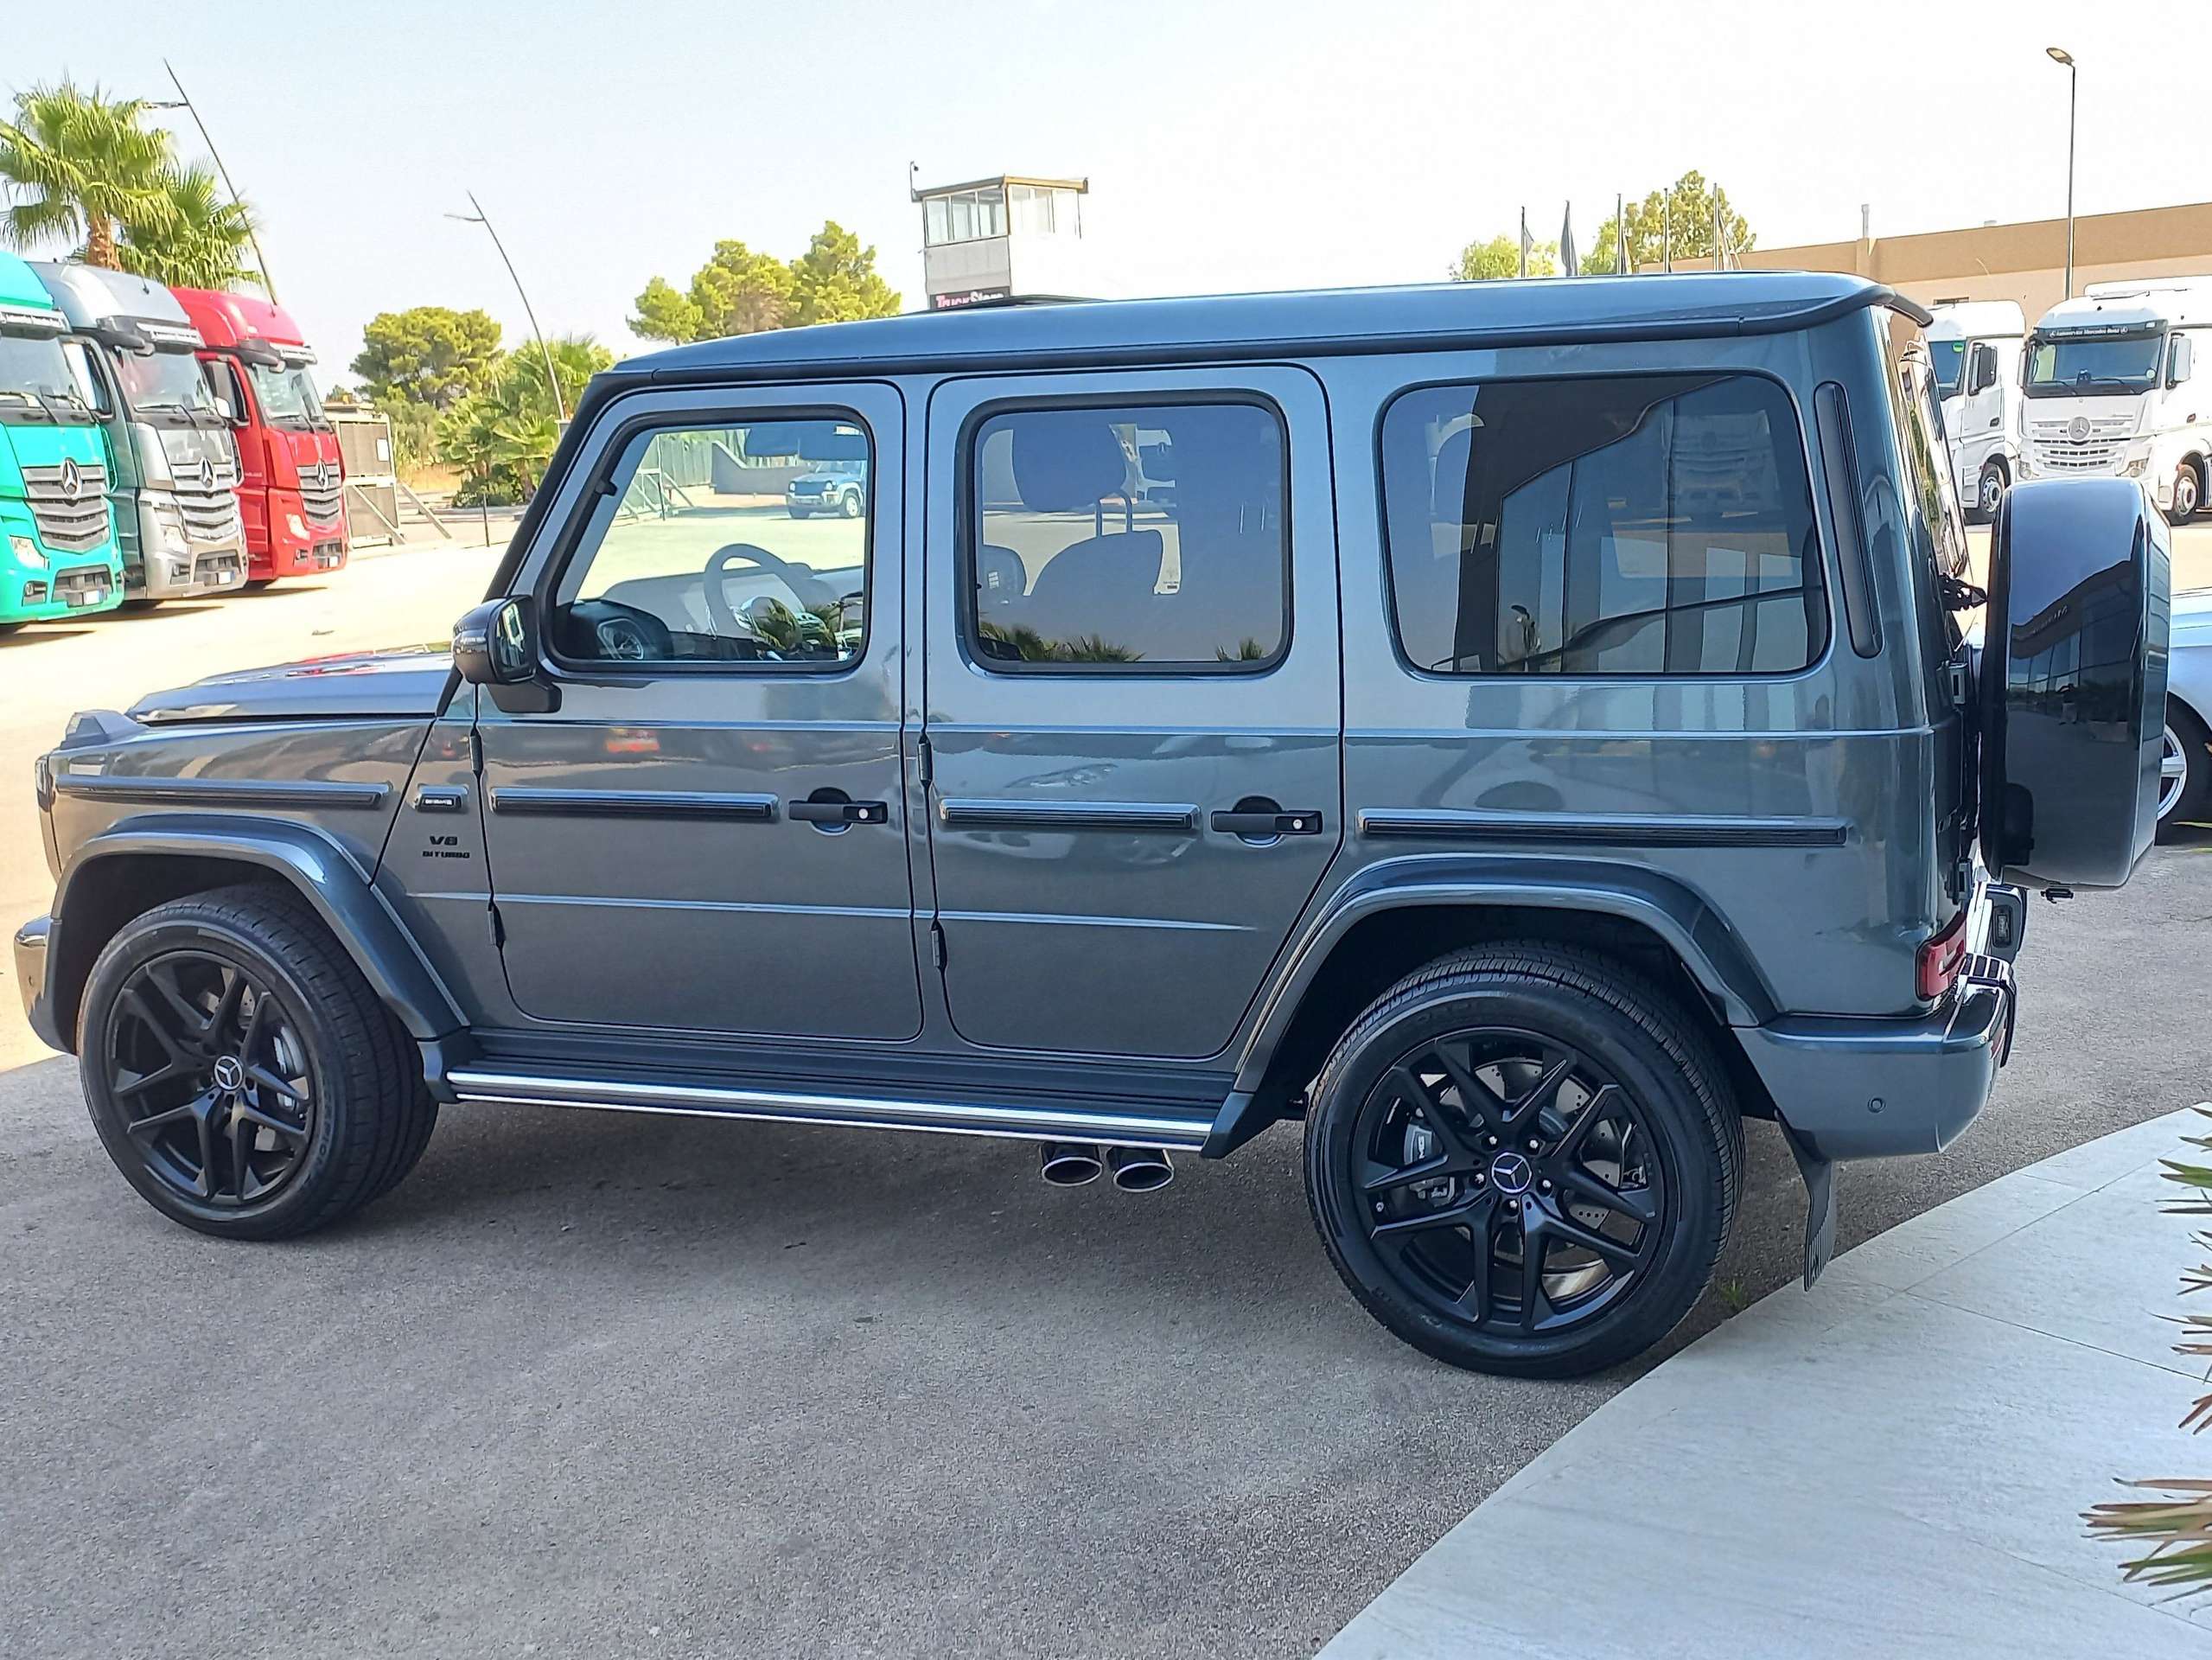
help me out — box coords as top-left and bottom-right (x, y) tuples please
(1519, 206), (1527, 278)
(1616, 192), (1627, 275)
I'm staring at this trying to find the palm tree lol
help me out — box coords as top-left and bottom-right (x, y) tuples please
(0, 81), (175, 269)
(118, 163), (263, 290)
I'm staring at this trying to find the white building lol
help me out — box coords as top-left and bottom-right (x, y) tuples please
(912, 173), (1092, 310)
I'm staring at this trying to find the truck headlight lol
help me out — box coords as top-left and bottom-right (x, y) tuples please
(2126, 456), (2150, 477)
(286, 513), (309, 540)
(9, 533), (47, 571)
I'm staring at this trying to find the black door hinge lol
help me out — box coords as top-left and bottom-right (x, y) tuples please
(469, 725), (484, 775)
(487, 899), (506, 949)
(916, 733), (934, 788)
(929, 920), (947, 969)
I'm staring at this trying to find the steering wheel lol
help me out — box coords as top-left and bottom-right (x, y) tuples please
(703, 543), (839, 639)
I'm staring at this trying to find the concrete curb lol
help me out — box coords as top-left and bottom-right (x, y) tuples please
(1318, 1106), (2212, 1658)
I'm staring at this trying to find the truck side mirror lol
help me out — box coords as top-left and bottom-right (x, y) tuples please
(454, 596), (559, 713)
(2170, 336), (2193, 388)
(1969, 343), (1997, 395)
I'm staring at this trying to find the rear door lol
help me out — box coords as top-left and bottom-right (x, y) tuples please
(921, 366), (1342, 1058)
(476, 384), (921, 1040)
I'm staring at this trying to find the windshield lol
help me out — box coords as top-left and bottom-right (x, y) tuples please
(248, 361), (327, 430)
(0, 329), (94, 424)
(113, 346), (226, 423)
(2024, 329), (2164, 397)
(1928, 338), (1966, 395)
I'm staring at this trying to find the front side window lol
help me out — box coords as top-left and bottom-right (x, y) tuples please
(966, 400), (1287, 669)
(1928, 337), (1966, 394)
(0, 329), (93, 424)
(551, 417), (869, 668)
(1381, 374), (1826, 676)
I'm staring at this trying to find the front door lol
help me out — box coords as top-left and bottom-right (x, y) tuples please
(921, 367), (1342, 1059)
(477, 384), (921, 1040)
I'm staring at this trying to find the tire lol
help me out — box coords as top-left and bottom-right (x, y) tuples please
(244, 578), (277, 592)
(77, 884), (436, 1239)
(1304, 943), (1741, 1378)
(2170, 459), (2203, 526)
(118, 597), (160, 613)
(1975, 460), (2008, 521)
(840, 488), (863, 519)
(0, 621), (22, 636)
(787, 507), (808, 519)
(2160, 698), (2212, 838)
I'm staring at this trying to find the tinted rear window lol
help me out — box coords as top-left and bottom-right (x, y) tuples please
(1380, 374), (1827, 676)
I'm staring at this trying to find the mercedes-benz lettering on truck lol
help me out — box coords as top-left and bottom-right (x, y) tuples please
(2018, 277), (2212, 524)
(169, 287), (347, 585)
(0, 253), (121, 629)
(33, 263), (245, 602)
(1928, 300), (2024, 519)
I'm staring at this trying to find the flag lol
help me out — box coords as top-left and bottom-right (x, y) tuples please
(1616, 192), (1627, 275)
(1559, 204), (1578, 278)
(1519, 207), (1531, 278)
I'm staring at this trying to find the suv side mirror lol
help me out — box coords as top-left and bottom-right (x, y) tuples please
(454, 596), (559, 712)
(2170, 336), (2193, 388)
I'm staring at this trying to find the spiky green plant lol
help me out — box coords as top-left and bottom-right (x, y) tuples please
(2086, 1109), (2212, 1590)
(117, 162), (262, 290)
(0, 81), (175, 268)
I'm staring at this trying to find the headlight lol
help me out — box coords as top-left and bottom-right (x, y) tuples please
(286, 513), (309, 540)
(9, 533), (47, 571)
(2126, 456), (2150, 477)
(157, 519), (189, 555)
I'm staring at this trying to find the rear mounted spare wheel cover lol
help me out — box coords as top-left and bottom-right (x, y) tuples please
(1979, 478), (2170, 889)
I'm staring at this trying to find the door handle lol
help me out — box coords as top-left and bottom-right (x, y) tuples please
(789, 798), (889, 825)
(1210, 808), (1323, 837)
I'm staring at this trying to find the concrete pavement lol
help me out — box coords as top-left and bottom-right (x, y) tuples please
(1321, 1107), (2212, 1659)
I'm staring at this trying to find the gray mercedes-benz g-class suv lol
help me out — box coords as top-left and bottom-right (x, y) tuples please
(15, 274), (2171, 1377)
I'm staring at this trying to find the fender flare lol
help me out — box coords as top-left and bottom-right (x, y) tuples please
(1231, 853), (1779, 1098)
(52, 813), (464, 1043)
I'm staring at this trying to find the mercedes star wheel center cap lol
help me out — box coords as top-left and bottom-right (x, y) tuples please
(212, 1056), (245, 1092)
(1488, 1150), (1534, 1195)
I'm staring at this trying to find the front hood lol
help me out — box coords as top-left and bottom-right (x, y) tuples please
(0, 409), (105, 488)
(128, 645), (453, 724)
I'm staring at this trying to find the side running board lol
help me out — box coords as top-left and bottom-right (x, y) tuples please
(444, 1067), (1219, 1152)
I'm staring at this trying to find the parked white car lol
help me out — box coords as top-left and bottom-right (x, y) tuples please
(2167, 584), (2212, 833)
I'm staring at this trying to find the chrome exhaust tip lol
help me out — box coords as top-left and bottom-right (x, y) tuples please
(1106, 1146), (1174, 1192)
(1040, 1142), (1105, 1186)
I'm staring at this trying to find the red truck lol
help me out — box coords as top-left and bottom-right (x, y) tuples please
(169, 287), (347, 585)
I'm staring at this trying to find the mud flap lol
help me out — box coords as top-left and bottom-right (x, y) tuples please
(1781, 1120), (1837, 1287)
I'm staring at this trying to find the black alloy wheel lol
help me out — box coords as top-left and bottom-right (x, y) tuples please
(101, 951), (318, 1210)
(1307, 946), (1739, 1377)
(1349, 1031), (1662, 1339)
(80, 885), (437, 1238)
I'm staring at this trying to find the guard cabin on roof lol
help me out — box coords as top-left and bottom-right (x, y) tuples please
(912, 171), (1090, 310)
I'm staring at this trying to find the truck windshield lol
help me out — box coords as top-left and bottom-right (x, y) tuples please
(248, 361), (327, 430)
(1928, 338), (1966, 395)
(0, 329), (95, 424)
(113, 346), (226, 424)
(2024, 330), (2164, 396)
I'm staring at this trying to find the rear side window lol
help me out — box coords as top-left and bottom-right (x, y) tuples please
(1380, 374), (1827, 676)
(965, 400), (1287, 669)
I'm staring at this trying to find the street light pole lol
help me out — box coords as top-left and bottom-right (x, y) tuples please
(150, 61), (278, 301)
(2048, 46), (2078, 298)
(449, 191), (568, 425)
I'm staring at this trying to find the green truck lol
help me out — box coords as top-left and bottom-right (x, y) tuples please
(0, 252), (121, 630)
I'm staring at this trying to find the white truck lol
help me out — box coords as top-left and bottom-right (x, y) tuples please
(1928, 300), (2024, 519)
(2016, 278), (2212, 523)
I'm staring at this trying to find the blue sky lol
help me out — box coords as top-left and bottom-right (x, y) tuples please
(8, 0), (2205, 380)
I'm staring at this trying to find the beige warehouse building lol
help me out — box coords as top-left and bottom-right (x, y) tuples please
(1737, 200), (2212, 320)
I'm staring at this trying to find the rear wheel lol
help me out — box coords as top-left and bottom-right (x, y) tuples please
(1305, 944), (1740, 1378)
(2160, 699), (2212, 837)
(2170, 459), (2203, 526)
(78, 884), (436, 1239)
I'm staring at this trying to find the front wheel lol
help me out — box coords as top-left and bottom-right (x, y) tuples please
(2160, 699), (2212, 837)
(1976, 460), (2008, 520)
(2169, 460), (2203, 526)
(839, 488), (863, 519)
(78, 884), (437, 1239)
(1304, 944), (1741, 1378)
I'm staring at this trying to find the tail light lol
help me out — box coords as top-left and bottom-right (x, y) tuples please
(1916, 909), (1968, 1001)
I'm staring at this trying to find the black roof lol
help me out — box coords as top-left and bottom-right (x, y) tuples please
(609, 271), (1909, 384)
